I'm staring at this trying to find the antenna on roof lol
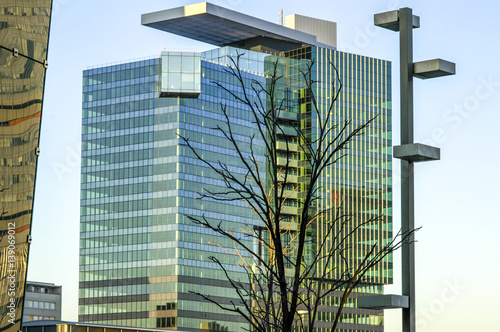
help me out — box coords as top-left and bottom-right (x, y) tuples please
(280, 9), (283, 26)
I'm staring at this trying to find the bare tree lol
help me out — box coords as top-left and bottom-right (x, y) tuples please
(181, 53), (412, 332)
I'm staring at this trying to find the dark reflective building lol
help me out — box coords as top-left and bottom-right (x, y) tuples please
(0, 1), (53, 331)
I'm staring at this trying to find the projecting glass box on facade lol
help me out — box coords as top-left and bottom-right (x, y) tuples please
(160, 52), (201, 98)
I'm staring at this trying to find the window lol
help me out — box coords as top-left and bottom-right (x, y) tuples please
(156, 317), (176, 328)
(156, 318), (165, 328)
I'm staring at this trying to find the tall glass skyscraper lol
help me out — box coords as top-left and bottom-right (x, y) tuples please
(0, 1), (53, 332)
(79, 3), (391, 332)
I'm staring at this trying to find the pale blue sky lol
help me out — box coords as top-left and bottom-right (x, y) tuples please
(28, 1), (500, 331)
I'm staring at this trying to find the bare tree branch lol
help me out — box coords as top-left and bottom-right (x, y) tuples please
(179, 53), (405, 332)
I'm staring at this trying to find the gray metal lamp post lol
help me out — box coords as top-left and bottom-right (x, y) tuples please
(358, 7), (455, 332)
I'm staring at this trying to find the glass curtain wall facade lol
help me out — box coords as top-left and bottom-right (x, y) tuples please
(313, 47), (392, 286)
(0, 2), (53, 332)
(79, 46), (391, 332)
(291, 46), (392, 331)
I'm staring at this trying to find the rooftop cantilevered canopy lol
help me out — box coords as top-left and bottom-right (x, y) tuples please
(141, 2), (319, 47)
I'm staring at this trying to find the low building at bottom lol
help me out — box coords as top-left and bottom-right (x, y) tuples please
(23, 281), (62, 322)
(79, 3), (392, 332)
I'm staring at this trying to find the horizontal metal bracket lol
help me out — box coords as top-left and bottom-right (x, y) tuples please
(374, 10), (420, 31)
(358, 294), (409, 310)
(393, 143), (440, 162)
(414, 59), (455, 79)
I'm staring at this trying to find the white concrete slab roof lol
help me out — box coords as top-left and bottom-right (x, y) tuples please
(141, 2), (319, 47)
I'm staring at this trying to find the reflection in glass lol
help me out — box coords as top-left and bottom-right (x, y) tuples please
(167, 55), (181, 72)
(181, 73), (194, 90)
(168, 73), (181, 90)
(181, 56), (194, 72)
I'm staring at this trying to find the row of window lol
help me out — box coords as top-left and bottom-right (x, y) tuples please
(79, 266), (150, 282)
(156, 317), (175, 328)
(80, 160), (388, 194)
(80, 215), (154, 232)
(81, 195), (255, 219)
(0, 130), (38, 148)
(80, 249), (152, 265)
(82, 138), (263, 170)
(83, 128), (261, 158)
(79, 209), (243, 231)
(79, 276), (243, 302)
(24, 316), (55, 322)
(83, 98), (158, 119)
(82, 148), (155, 167)
(83, 108), (258, 150)
(80, 232), (151, 247)
(81, 165), (153, 182)
(1, 6), (50, 17)
(81, 182), (152, 199)
(81, 156), (252, 185)
(27, 285), (55, 294)
(82, 114), (154, 134)
(80, 221), (249, 251)
(0, 173), (34, 188)
(83, 64), (159, 86)
(0, 150), (37, 167)
(81, 198), (152, 215)
(80, 229), (246, 257)
(80, 296), (241, 317)
(84, 76), (157, 95)
(25, 300), (56, 310)
(202, 66), (263, 88)
(81, 174), (249, 202)
(157, 302), (176, 310)
(83, 131), (155, 151)
(83, 82), (159, 102)
(83, 60), (265, 106)
(81, 246), (244, 268)
(79, 261), (246, 283)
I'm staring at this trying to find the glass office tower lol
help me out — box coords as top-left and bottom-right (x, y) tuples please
(0, 2), (53, 332)
(80, 50), (266, 331)
(80, 3), (391, 332)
